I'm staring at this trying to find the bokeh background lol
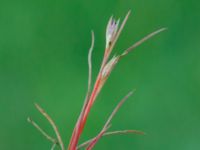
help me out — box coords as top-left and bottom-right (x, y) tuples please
(0, 0), (200, 149)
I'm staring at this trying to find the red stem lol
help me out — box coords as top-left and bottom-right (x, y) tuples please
(68, 48), (109, 150)
(68, 74), (102, 150)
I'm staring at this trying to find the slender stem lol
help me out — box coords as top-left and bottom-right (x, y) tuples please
(27, 117), (57, 144)
(85, 91), (134, 149)
(104, 91), (134, 128)
(121, 28), (167, 56)
(68, 31), (95, 150)
(87, 31), (95, 94)
(104, 130), (145, 136)
(86, 125), (111, 150)
(68, 74), (102, 150)
(77, 130), (144, 149)
(35, 103), (65, 150)
(51, 143), (57, 150)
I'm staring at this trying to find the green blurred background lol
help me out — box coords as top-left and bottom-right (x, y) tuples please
(0, 0), (200, 149)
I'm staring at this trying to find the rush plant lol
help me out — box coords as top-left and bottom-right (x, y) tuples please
(28, 10), (166, 150)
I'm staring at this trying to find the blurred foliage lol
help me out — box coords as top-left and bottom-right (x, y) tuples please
(0, 0), (200, 149)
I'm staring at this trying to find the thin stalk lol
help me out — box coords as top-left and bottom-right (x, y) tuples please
(27, 117), (57, 144)
(68, 31), (95, 150)
(35, 103), (65, 150)
(85, 91), (134, 149)
(121, 28), (167, 56)
(77, 130), (144, 149)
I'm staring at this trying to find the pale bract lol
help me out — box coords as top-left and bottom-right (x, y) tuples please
(106, 17), (120, 48)
(102, 56), (119, 78)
